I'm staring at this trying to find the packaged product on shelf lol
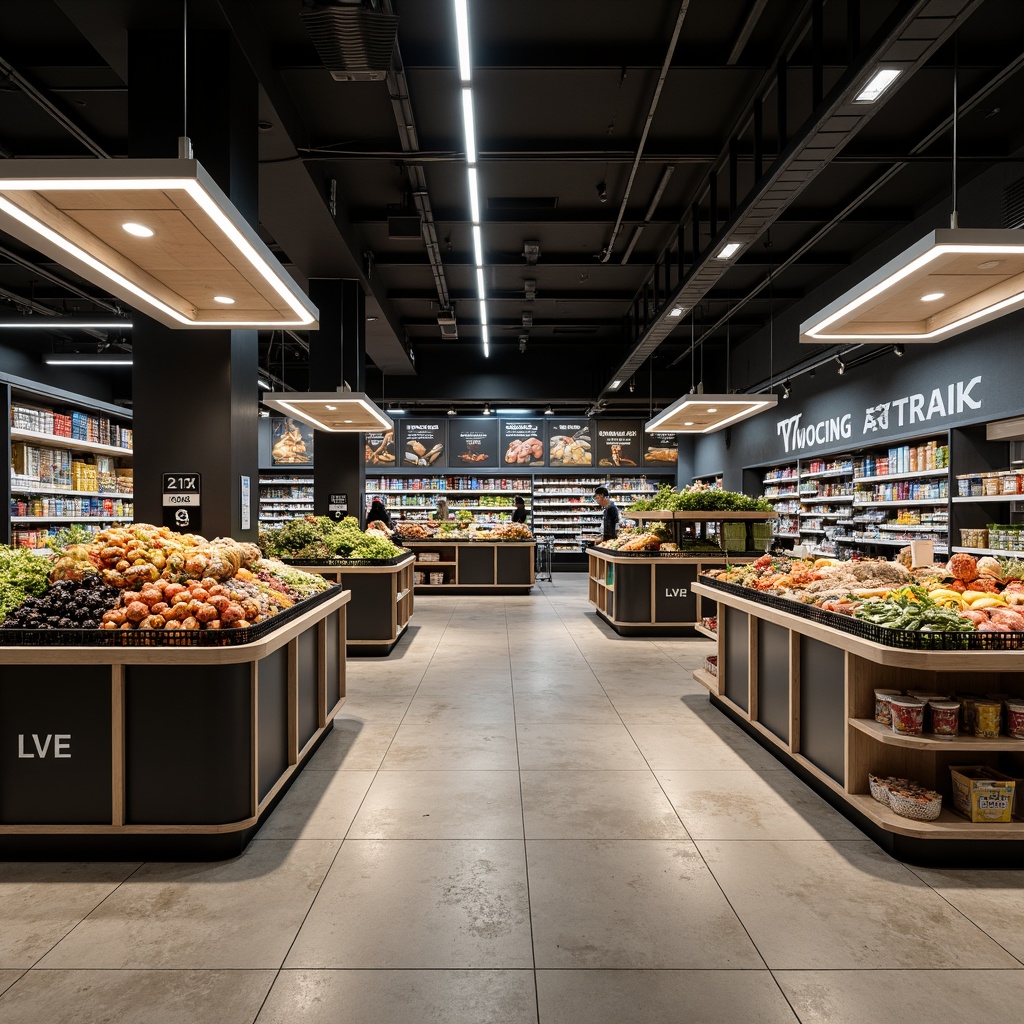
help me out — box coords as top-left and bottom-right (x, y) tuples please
(949, 767), (1016, 823)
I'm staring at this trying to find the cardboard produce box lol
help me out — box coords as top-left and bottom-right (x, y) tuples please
(949, 766), (1016, 823)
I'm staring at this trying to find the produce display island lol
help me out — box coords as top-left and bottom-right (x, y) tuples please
(693, 576), (1024, 865)
(286, 552), (414, 655)
(0, 587), (349, 861)
(403, 540), (535, 593)
(587, 511), (776, 636)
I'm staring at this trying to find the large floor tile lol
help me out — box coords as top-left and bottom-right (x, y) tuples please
(910, 867), (1024, 964)
(0, 974), (21, 998)
(37, 840), (339, 969)
(348, 770), (523, 839)
(0, 969), (275, 1024)
(402, 695), (516, 721)
(536, 969), (798, 1024)
(0, 862), (139, 969)
(381, 719), (519, 770)
(623, 719), (781, 770)
(256, 969), (537, 1024)
(258, 770), (375, 840)
(516, 722), (647, 770)
(521, 770), (688, 840)
(698, 840), (1021, 970)
(776, 970), (1024, 1024)
(656, 769), (862, 841)
(512, 692), (620, 724)
(306, 717), (399, 771)
(285, 840), (532, 968)
(527, 839), (763, 969)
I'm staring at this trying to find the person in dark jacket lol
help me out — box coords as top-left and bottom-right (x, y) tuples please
(366, 495), (394, 530)
(593, 485), (621, 540)
(511, 495), (528, 524)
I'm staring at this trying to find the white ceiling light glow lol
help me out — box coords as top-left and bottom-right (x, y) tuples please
(454, 0), (472, 82)
(800, 229), (1024, 344)
(121, 222), (153, 238)
(42, 353), (132, 366)
(260, 392), (393, 433)
(0, 159), (319, 329)
(646, 393), (779, 434)
(854, 67), (902, 103)
(472, 224), (483, 267)
(717, 242), (741, 259)
(461, 89), (477, 164)
(669, 306), (684, 317)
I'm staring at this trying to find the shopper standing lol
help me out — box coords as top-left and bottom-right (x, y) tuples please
(365, 495), (394, 531)
(593, 485), (621, 540)
(511, 495), (528, 524)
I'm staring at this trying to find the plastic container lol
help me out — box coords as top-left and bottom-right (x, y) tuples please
(974, 699), (1002, 739)
(888, 788), (943, 821)
(874, 688), (900, 725)
(889, 695), (925, 736)
(1005, 700), (1024, 739)
(928, 699), (960, 738)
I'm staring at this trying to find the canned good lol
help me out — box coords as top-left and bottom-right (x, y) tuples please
(1005, 700), (1024, 739)
(974, 699), (1002, 738)
(928, 699), (960, 738)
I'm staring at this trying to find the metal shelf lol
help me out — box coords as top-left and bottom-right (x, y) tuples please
(10, 427), (133, 459)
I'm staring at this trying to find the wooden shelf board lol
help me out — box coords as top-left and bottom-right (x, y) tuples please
(846, 793), (1024, 840)
(694, 624), (718, 640)
(692, 668), (718, 693)
(850, 717), (1024, 751)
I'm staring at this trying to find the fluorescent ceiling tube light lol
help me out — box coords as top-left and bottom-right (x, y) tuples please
(0, 158), (318, 330)
(800, 228), (1024, 344)
(717, 242), (741, 259)
(454, 0), (472, 82)
(476, 267), (485, 298)
(42, 353), (132, 366)
(257, 378), (271, 389)
(461, 89), (477, 163)
(473, 224), (483, 267)
(479, 300), (488, 326)
(669, 306), (685, 317)
(645, 392), (779, 434)
(261, 392), (392, 433)
(1, 316), (133, 329)
(482, 324), (489, 358)
(467, 167), (480, 222)
(854, 68), (902, 103)
(496, 408), (535, 414)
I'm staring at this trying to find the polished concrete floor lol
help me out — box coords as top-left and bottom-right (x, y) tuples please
(3, 576), (1024, 1022)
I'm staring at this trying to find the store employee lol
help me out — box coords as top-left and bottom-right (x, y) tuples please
(593, 486), (621, 540)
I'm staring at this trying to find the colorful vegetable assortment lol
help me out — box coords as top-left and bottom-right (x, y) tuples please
(628, 484), (773, 514)
(260, 516), (405, 561)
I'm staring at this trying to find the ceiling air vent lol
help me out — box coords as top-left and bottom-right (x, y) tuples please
(300, 1), (399, 83)
(1003, 176), (1024, 228)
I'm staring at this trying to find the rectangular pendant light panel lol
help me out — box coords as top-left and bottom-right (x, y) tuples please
(800, 229), (1024, 344)
(645, 393), (778, 434)
(261, 393), (393, 433)
(0, 159), (319, 330)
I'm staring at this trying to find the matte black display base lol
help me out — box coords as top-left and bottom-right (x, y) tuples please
(414, 586), (533, 596)
(595, 609), (695, 638)
(0, 721), (333, 862)
(709, 695), (1024, 869)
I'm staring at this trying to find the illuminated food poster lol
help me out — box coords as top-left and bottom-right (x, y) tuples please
(643, 431), (679, 465)
(271, 417), (313, 466)
(398, 420), (446, 468)
(547, 419), (593, 466)
(594, 420), (643, 467)
(364, 427), (396, 466)
(450, 418), (498, 466)
(499, 419), (546, 466)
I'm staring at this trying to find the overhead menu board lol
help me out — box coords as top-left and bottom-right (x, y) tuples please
(449, 417), (498, 467)
(546, 419), (594, 467)
(364, 426), (396, 467)
(499, 419), (546, 466)
(594, 420), (643, 467)
(643, 430), (679, 466)
(398, 419), (446, 469)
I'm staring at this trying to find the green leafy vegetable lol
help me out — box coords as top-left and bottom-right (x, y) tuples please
(0, 545), (55, 623)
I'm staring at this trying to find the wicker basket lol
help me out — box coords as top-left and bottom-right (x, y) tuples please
(868, 774), (891, 806)
(429, 571), (445, 585)
(887, 789), (942, 821)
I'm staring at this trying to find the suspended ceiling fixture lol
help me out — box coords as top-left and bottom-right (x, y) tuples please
(0, 316), (132, 330)
(800, 229), (1024, 344)
(41, 352), (132, 366)
(0, 158), (318, 330)
(261, 391), (392, 433)
(646, 393), (778, 435)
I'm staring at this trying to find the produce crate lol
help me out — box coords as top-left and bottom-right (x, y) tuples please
(721, 523), (748, 553)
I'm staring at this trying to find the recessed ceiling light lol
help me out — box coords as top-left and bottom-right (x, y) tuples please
(854, 68), (902, 103)
(706, 407), (718, 413)
(921, 292), (945, 302)
(717, 242), (741, 260)
(325, 405), (336, 410)
(122, 222), (153, 238)
(213, 295), (235, 304)
(344, 419), (353, 423)
(683, 421), (694, 426)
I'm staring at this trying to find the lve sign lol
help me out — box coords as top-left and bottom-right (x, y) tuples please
(18, 733), (71, 758)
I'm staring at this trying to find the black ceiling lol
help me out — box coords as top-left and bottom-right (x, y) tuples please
(2, 0), (1024, 414)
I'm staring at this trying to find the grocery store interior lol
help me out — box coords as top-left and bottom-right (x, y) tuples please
(5, 1), (1024, 1022)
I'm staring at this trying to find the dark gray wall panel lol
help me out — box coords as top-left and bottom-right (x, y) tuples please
(757, 619), (790, 744)
(799, 635), (846, 785)
(723, 607), (749, 712)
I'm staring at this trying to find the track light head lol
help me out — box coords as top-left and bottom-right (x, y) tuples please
(782, 380), (791, 399)
(597, 182), (608, 203)
(835, 355), (846, 376)
(893, 344), (905, 357)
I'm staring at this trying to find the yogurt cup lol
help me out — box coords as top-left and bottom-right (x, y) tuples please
(889, 696), (925, 736)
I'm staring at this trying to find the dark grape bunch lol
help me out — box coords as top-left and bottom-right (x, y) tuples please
(2, 576), (121, 630)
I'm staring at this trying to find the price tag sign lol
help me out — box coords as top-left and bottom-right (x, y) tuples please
(328, 492), (348, 520)
(162, 473), (201, 532)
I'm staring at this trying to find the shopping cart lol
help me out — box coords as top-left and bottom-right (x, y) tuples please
(535, 535), (554, 583)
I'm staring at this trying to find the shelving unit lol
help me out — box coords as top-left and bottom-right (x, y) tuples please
(761, 464), (800, 539)
(405, 540), (535, 592)
(3, 377), (134, 548)
(366, 475), (531, 525)
(796, 459), (854, 554)
(693, 577), (1024, 864)
(258, 475), (313, 528)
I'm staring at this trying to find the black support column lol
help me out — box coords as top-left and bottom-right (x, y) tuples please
(309, 279), (367, 524)
(127, 25), (260, 540)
